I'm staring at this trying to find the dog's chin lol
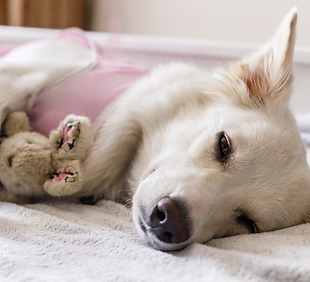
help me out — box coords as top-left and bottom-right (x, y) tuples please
(146, 234), (190, 252)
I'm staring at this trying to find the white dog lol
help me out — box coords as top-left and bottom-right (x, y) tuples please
(0, 8), (309, 252)
(80, 8), (310, 251)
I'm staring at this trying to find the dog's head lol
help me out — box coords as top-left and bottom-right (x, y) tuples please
(132, 8), (310, 251)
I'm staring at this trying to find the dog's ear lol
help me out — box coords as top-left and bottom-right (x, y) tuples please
(231, 8), (297, 104)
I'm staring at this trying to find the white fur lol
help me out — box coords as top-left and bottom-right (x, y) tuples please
(79, 8), (310, 251)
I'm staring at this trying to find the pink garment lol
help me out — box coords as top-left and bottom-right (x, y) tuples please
(27, 58), (147, 137)
(0, 29), (147, 137)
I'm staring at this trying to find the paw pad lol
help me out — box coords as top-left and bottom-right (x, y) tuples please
(52, 166), (78, 183)
(57, 121), (80, 151)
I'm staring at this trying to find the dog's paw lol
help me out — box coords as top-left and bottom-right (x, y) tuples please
(44, 162), (82, 197)
(52, 165), (79, 183)
(49, 114), (91, 160)
(57, 121), (81, 152)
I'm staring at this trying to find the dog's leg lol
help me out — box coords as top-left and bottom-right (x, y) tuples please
(81, 105), (142, 202)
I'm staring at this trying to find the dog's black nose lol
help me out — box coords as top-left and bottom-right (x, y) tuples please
(150, 197), (189, 244)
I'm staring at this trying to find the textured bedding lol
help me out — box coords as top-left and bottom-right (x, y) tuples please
(0, 30), (310, 282)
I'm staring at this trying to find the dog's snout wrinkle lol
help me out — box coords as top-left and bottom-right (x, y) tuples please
(150, 197), (189, 244)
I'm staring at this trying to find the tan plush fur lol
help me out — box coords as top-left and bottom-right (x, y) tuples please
(0, 112), (90, 203)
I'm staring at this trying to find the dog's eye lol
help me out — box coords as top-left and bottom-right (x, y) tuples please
(216, 131), (231, 162)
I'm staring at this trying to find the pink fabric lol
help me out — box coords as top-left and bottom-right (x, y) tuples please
(27, 58), (147, 137)
(0, 28), (147, 137)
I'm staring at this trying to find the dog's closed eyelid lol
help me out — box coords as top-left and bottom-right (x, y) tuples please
(235, 210), (259, 234)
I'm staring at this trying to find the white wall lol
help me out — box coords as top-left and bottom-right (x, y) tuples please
(91, 0), (310, 48)
(89, 0), (310, 114)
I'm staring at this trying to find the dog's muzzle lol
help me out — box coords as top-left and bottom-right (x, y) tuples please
(141, 197), (190, 244)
